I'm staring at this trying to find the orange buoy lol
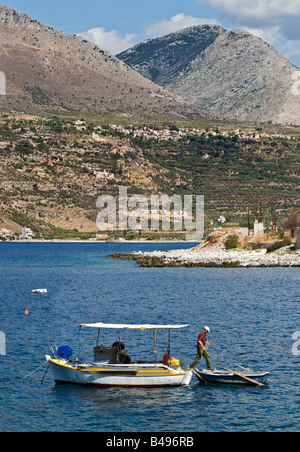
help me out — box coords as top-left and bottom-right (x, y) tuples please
(24, 309), (29, 316)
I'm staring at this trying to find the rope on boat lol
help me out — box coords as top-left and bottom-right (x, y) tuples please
(20, 361), (49, 383)
(190, 368), (210, 385)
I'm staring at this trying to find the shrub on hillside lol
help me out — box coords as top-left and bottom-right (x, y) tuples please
(266, 237), (292, 253)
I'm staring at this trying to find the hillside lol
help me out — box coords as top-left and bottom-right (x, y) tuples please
(118, 26), (300, 125)
(0, 111), (300, 238)
(118, 25), (225, 84)
(0, 5), (203, 119)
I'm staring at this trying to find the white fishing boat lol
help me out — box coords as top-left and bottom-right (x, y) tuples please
(46, 322), (193, 388)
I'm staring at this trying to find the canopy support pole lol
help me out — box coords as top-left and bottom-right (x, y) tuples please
(167, 329), (171, 357)
(153, 329), (157, 364)
(77, 326), (82, 362)
(96, 328), (101, 346)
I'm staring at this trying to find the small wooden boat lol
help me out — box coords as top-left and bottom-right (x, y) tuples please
(193, 368), (270, 386)
(46, 322), (193, 388)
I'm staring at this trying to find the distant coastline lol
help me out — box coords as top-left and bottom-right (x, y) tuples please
(0, 239), (192, 244)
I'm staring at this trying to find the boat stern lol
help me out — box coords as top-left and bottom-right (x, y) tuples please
(181, 370), (193, 386)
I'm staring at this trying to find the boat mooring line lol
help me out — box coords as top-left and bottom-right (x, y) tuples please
(41, 363), (50, 384)
(190, 368), (210, 385)
(20, 361), (49, 383)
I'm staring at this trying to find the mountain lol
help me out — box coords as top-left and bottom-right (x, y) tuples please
(118, 26), (300, 124)
(118, 25), (225, 84)
(0, 5), (204, 119)
(118, 25), (225, 85)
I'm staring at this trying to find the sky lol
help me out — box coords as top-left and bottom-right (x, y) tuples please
(3, 0), (300, 67)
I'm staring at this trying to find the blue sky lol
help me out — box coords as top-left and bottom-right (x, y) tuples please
(3, 0), (300, 67)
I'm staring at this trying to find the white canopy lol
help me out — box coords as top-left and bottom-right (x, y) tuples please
(80, 322), (190, 330)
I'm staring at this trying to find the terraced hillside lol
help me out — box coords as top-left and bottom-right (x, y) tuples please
(0, 112), (299, 237)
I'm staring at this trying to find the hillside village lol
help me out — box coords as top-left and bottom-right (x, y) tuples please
(0, 110), (300, 241)
(91, 123), (296, 143)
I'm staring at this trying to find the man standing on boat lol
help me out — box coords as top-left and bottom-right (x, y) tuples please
(189, 326), (214, 371)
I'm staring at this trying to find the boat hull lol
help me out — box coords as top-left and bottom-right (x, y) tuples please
(195, 369), (270, 385)
(47, 358), (192, 388)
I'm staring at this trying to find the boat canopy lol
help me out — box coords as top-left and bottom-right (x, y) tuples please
(80, 322), (190, 330)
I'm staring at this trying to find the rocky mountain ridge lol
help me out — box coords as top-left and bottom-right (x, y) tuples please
(118, 25), (225, 84)
(118, 26), (300, 124)
(0, 5), (203, 119)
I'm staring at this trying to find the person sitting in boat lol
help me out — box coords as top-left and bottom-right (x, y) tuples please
(110, 341), (132, 364)
(189, 326), (214, 371)
(163, 353), (173, 366)
(163, 353), (169, 364)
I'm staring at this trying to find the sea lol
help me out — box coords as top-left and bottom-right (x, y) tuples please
(0, 242), (300, 433)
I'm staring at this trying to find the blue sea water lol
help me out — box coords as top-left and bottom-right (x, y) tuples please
(0, 242), (300, 432)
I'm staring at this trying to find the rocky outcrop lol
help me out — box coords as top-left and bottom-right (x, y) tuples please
(109, 248), (300, 268)
(109, 228), (300, 267)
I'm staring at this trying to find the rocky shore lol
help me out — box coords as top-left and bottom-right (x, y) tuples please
(108, 248), (300, 268)
(108, 228), (300, 268)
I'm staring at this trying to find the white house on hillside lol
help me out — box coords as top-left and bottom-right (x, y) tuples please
(19, 227), (34, 240)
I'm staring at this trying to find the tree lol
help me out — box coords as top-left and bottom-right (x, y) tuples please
(225, 234), (239, 250)
(15, 140), (34, 156)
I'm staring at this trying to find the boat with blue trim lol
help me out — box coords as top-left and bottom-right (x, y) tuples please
(193, 368), (270, 385)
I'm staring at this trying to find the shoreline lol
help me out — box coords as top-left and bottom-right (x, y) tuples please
(108, 248), (300, 268)
(0, 239), (195, 244)
(3, 240), (300, 268)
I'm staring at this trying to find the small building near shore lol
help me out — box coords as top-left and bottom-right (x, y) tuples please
(19, 227), (34, 240)
(254, 221), (264, 236)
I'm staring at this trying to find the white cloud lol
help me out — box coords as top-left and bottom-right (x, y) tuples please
(144, 13), (220, 37)
(200, 0), (300, 38)
(77, 28), (138, 55)
(245, 25), (282, 45)
(200, 0), (300, 27)
(280, 40), (300, 61)
(245, 25), (298, 54)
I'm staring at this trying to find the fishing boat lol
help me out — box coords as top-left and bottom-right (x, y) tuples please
(193, 368), (270, 386)
(46, 322), (193, 388)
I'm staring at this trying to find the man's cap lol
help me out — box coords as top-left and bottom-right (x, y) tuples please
(204, 326), (211, 333)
